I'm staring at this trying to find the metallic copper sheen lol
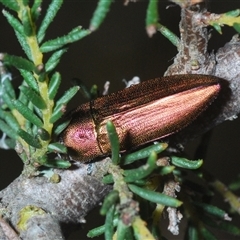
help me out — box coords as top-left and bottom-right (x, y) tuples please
(61, 74), (220, 162)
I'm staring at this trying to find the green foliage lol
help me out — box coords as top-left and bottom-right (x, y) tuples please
(55, 86), (80, 107)
(122, 142), (168, 165)
(0, 0), (20, 11)
(0, 0), (107, 173)
(87, 217), (118, 238)
(128, 184), (182, 207)
(88, 120), (240, 239)
(19, 69), (39, 91)
(89, 0), (113, 31)
(116, 220), (131, 240)
(53, 120), (70, 136)
(42, 158), (71, 168)
(17, 128), (42, 148)
(45, 49), (67, 73)
(146, 0), (159, 36)
(0, 119), (17, 140)
(31, 0), (42, 22)
(2, 76), (16, 99)
(123, 152), (159, 182)
(48, 72), (61, 100)
(37, 128), (50, 141)
(100, 190), (119, 216)
(22, 8), (34, 36)
(1, 54), (36, 72)
(50, 86), (79, 123)
(157, 23), (180, 47)
(106, 121), (120, 165)
(13, 100), (43, 127)
(19, 86), (47, 109)
(104, 205), (115, 240)
(92, 121), (183, 239)
(207, 9), (240, 34)
(40, 27), (90, 53)
(1, 10), (32, 58)
(37, 0), (63, 43)
(170, 156), (203, 169)
(47, 142), (67, 153)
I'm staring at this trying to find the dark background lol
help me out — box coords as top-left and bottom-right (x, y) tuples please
(0, 1), (240, 239)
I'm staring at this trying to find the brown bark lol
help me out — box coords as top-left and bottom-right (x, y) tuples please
(166, 8), (240, 146)
(0, 159), (112, 239)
